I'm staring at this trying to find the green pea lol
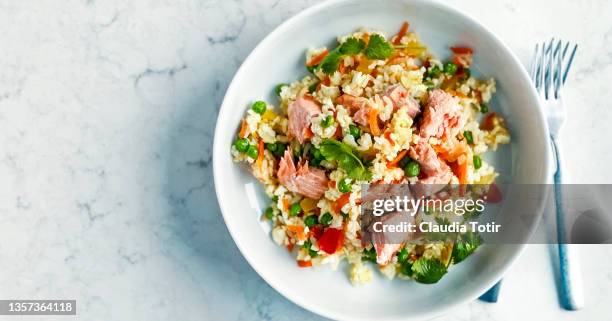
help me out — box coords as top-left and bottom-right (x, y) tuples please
(251, 101), (267, 114)
(234, 138), (249, 153)
(443, 62), (457, 76)
(289, 203), (302, 217)
(349, 124), (361, 139)
(319, 212), (333, 227)
(404, 160), (420, 177)
(275, 84), (288, 97)
(473, 155), (482, 170)
(264, 207), (274, 220)
(304, 215), (318, 228)
(266, 142), (286, 157)
(397, 247), (409, 262)
(321, 115), (334, 128)
(464, 131), (474, 144)
(271, 195), (279, 203)
(427, 65), (441, 78)
(246, 145), (258, 159)
(338, 179), (352, 193)
(480, 103), (489, 113)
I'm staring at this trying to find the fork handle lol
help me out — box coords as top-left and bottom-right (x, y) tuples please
(551, 136), (585, 310)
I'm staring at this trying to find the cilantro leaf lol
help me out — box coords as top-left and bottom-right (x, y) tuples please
(365, 34), (395, 60)
(411, 258), (448, 284)
(451, 232), (482, 264)
(338, 37), (366, 55)
(319, 139), (371, 180)
(320, 50), (343, 74)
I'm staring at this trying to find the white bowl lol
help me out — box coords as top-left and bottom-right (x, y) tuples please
(213, 0), (551, 319)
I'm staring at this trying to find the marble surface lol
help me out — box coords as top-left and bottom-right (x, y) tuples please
(1, 0), (611, 320)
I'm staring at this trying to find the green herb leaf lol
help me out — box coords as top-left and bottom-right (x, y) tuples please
(411, 258), (448, 284)
(338, 37), (366, 55)
(365, 34), (395, 60)
(320, 50), (343, 74)
(318, 139), (371, 180)
(451, 232), (482, 264)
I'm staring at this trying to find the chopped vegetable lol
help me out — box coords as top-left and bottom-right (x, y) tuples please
(338, 37), (366, 55)
(234, 138), (249, 152)
(299, 198), (318, 213)
(450, 46), (474, 55)
(452, 232), (482, 263)
(319, 139), (371, 180)
(411, 258), (448, 284)
(473, 155), (482, 169)
(287, 225), (306, 241)
(319, 212), (333, 227)
(368, 107), (381, 136)
(246, 145), (258, 159)
(317, 228), (344, 254)
(397, 247), (409, 262)
(306, 49), (329, 67)
(264, 207), (274, 220)
(321, 115), (334, 128)
(463, 130), (474, 144)
(349, 124), (361, 139)
(386, 150), (408, 169)
(427, 65), (441, 78)
(338, 179), (352, 193)
(480, 103), (489, 113)
(392, 21), (410, 45)
(297, 260), (312, 267)
(251, 101), (267, 114)
(275, 83), (288, 96)
(333, 192), (351, 214)
(364, 34), (395, 60)
(304, 215), (318, 228)
(404, 160), (420, 177)
(265, 142), (286, 157)
(256, 140), (264, 168)
(443, 62), (458, 75)
(289, 203), (302, 217)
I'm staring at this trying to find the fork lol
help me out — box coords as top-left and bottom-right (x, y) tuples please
(480, 39), (580, 309)
(533, 38), (582, 311)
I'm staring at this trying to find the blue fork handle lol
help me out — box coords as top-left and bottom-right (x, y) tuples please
(479, 281), (502, 303)
(551, 136), (584, 310)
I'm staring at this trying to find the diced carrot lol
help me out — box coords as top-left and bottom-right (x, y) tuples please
(333, 193), (351, 214)
(239, 120), (248, 138)
(480, 112), (498, 131)
(282, 198), (290, 211)
(286, 243), (294, 252)
(450, 90), (468, 98)
(304, 126), (314, 140)
(297, 260), (312, 268)
(362, 33), (370, 44)
(384, 131), (395, 146)
(328, 180), (336, 189)
(287, 225), (307, 241)
(450, 46), (473, 55)
(338, 60), (346, 74)
(386, 149), (407, 169)
(256, 139), (264, 168)
(368, 108), (381, 136)
(306, 49), (329, 67)
(393, 21), (410, 45)
(449, 156), (469, 184)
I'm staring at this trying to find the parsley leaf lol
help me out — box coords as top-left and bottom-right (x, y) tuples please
(451, 232), (482, 264)
(365, 34), (395, 60)
(338, 37), (365, 55)
(319, 139), (371, 180)
(320, 50), (343, 74)
(411, 258), (448, 284)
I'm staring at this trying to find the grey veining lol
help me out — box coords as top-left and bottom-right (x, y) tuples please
(0, 0), (611, 320)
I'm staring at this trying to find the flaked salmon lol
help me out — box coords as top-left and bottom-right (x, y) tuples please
(277, 150), (328, 199)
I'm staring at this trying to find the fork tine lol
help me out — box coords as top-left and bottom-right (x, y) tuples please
(562, 44), (578, 84)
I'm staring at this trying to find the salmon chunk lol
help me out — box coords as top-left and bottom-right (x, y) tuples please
(277, 150), (328, 199)
(384, 84), (421, 118)
(419, 89), (464, 139)
(337, 94), (370, 126)
(410, 140), (453, 192)
(288, 97), (321, 144)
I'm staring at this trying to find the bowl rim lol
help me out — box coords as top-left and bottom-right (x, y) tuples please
(213, 0), (551, 319)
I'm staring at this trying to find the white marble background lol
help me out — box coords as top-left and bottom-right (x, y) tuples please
(1, 0), (611, 320)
